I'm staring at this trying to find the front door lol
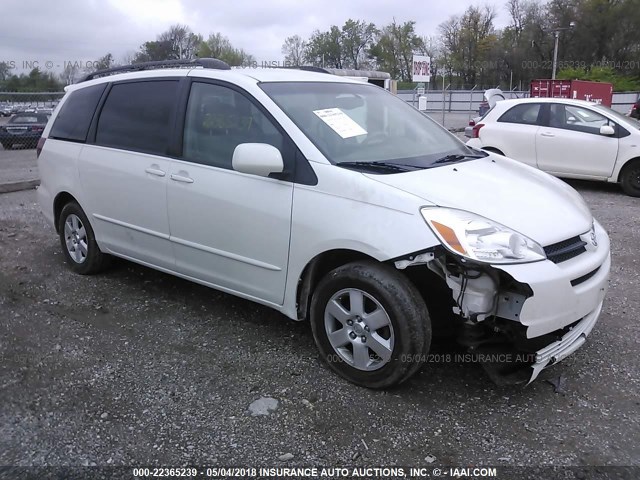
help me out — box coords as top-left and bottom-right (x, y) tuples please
(536, 103), (619, 178)
(167, 81), (294, 304)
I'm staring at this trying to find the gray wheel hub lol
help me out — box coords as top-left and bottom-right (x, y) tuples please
(324, 288), (394, 371)
(64, 214), (88, 264)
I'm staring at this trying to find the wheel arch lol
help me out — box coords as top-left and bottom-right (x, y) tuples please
(617, 157), (640, 182)
(53, 191), (80, 233)
(294, 247), (456, 331)
(295, 249), (378, 321)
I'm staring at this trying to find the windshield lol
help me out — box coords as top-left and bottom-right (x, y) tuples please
(260, 82), (477, 170)
(593, 104), (640, 130)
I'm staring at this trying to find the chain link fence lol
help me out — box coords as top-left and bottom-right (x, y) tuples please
(0, 92), (65, 115)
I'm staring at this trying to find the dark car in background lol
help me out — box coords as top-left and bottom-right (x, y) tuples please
(0, 113), (50, 149)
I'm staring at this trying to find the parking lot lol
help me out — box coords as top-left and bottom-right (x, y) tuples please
(0, 116), (39, 189)
(0, 131), (639, 473)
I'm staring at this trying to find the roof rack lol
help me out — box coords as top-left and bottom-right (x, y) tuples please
(278, 66), (331, 74)
(78, 57), (230, 83)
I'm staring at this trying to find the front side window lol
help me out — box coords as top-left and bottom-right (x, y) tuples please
(498, 103), (542, 125)
(549, 104), (614, 134)
(593, 103), (639, 132)
(96, 80), (178, 155)
(260, 82), (475, 171)
(182, 82), (283, 170)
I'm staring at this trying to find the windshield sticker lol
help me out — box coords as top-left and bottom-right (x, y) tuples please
(313, 108), (367, 139)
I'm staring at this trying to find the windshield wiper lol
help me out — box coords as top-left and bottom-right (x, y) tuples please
(433, 153), (487, 165)
(337, 161), (419, 172)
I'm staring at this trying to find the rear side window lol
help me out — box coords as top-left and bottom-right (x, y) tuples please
(49, 84), (106, 141)
(96, 81), (178, 156)
(498, 104), (542, 125)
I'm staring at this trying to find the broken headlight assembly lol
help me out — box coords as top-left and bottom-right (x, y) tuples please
(421, 207), (546, 264)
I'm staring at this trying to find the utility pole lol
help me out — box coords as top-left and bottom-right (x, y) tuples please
(548, 21), (576, 80)
(551, 31), (560, 80)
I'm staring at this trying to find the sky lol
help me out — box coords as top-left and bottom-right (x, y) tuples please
(0, 0), (511, 74)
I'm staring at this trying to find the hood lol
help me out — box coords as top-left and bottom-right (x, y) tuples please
(365, 156), (592, 246)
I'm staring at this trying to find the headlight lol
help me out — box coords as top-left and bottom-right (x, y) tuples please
(421, 207), (546, 264)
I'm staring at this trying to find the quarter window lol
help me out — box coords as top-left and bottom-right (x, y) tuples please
(96, 81), (178, 155)
(50, 84), (106, 142)
(182, 82), (283, 170)
(498, 103), (542, 125)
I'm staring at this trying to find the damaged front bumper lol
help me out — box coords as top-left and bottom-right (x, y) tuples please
(528, 298), (603, 383)
(493, 221), (610, 336)
(402, 220), (611, 384)
(496, 220), (610, 382)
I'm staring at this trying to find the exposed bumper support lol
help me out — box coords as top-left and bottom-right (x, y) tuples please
(528, 299), (603, 383)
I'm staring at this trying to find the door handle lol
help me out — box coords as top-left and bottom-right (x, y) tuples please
(170, 174), (194, 184)
(145, 167), (166, 177)
(540, 132), (555, 138)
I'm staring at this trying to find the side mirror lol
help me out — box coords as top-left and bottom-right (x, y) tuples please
(232, 143), (284, 177)
(600, 125), (615, 136)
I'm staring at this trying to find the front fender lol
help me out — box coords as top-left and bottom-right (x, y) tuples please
(281, 164), (440, 319)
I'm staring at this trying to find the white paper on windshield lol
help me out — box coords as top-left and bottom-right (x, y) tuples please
(313, 108), (367, 139)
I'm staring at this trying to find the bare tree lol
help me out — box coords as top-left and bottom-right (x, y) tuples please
(438, 6), (498, 85)
(199, 33), (255, 66)
(60, 63), (80, 85)
(281, 35), (307, 66)
(158, 24), (202, 59)
(134, 24), (203, 62)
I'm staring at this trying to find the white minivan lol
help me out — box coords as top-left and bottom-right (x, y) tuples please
(37, 59), (610, 388)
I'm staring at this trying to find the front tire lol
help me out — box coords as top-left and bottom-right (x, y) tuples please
(310, 261), (431, 389)
(620, 160), (640, 197)
(58, 202), (111, 274)
(1, 142), (12, 150)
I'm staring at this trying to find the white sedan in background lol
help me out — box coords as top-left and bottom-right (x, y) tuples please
(466, 97), (640, 196)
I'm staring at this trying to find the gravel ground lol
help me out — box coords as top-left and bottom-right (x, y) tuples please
(0, 179), (638, 476)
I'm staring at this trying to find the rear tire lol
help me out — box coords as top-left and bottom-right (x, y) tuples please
(620, 160), (640, 197)
(310, 260), (431, 389)
(58, 202), (112, 274)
